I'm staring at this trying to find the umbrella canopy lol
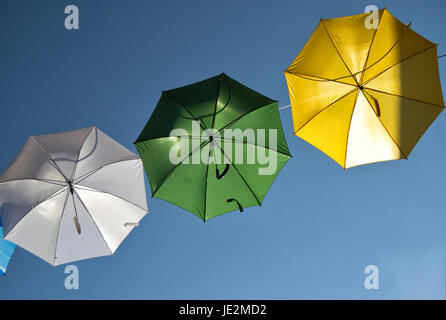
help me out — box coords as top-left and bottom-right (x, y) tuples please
(0, 217), (15, 275)
(0, 127), (148, 266)
(135, 73), (291, 221)
(285, 8), (444, 168)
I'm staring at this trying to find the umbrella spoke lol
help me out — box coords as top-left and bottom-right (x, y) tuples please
(73, 157), (140, 185)
(152, 139), (210, 197)
(362, 44), (437, 87)
(164, 91), (208, 132)
(74, 185), (149, 213)
(30, 137), (69, 181)
(361, 90), (408, 159)
(213, 142), (261, 206)
(363, 87), (445, 109)
(294, 88), (358, 134)
(321, 20), (359, 86)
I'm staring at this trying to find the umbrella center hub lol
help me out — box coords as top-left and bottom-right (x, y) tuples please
(209, 135), (214, 142)
(67, 180), (74, 194)
(357, 85), (364, 90)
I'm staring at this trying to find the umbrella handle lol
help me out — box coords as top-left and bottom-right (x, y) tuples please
(227, 198), (244, 213)
(216, 163), (230, 180)
(73, 216), (81, 235)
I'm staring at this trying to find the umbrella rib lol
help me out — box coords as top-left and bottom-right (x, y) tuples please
(134, 136), (204, 143)
(74, 185), (148, 213)
(288, 36), (401, 86)
(362, 90), (408, 159)
(70, 126), (95, 181)
(218, 138), (292, 158)
(362, 44), (437, 86)
(213, 142), (261, 206)
(294, 88), (358, 134)
(285, 71), (357, 86)
(321, 20), (359, 86)
(134, 136), (204, 145)
(163, 91), (208, 132)
(203, 159), (210, 222)
(3, 187), (68, 238)
(215, 102), (278, 135)
(152, 140), (210, 197)
(0, 178), (66, 187)
(73, 190), (113, 255)
(52, 190), (70, 264)
(30, 137), (68, 181)
(363, 87), (445, 109)
(359, 17), (381, 85)
(211, 74), (225, 130)
(343, 90), (361, 169)
(73, 156), (141, 184)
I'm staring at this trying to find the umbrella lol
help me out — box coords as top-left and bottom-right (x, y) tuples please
(135, 73), (291, 221)
(0, 217), (15, 275)
(284, 8), (444, 168)
(0, 127), (148, 266)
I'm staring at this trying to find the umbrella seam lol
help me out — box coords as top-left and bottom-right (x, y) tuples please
(214, 142), (262, 206)
(211, 74), (225, 130)
(284, 71), (358, 86)
(151, 140), (210, 197)
(359, 10), (382, 85)
(363, 87), (445, 109)
(30, 137), (68, 181)
(362, 44), (438, 86)
(73, 157), (141, 184)
(0, 178), (66, 187)
(343, 90), (361, 169)
(217, 138), (292, 158)
(293, 88), (358, 134)
(163, 91), (208, 132)
(203, 159), (210, 222)
(73, 190), (113, 256)
(134, 136), (203, 143)
(321, 20), (359, 86)
(74, 185), (148, 213)
(4, 187), (68, 238)
(52, 190), (70, 265)
(215, 102), (278, 135)
(361, 90), (409, 159)
(70, 126), (95, 181)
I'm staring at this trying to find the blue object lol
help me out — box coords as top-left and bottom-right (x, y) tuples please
(0, 218), (15, 275)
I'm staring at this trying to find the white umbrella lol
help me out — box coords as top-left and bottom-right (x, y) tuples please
(0, 127), (148, 266)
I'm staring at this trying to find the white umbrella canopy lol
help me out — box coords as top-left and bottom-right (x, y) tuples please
(0, 127), (148, 266)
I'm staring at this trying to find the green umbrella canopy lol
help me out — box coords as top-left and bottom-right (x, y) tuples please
(135, 73), (291, 221)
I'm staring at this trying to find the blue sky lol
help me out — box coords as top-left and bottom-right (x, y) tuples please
(0, 0), (446, 299)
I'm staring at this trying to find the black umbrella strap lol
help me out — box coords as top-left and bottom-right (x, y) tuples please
(227, 198), (244, 213)
(216, 164), (230, 180)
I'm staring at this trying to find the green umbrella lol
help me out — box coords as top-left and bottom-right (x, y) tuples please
(135, 73), (291, 221)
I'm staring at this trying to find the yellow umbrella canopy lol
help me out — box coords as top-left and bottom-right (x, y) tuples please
(284, 8), (445, 169)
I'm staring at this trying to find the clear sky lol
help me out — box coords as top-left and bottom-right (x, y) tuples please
(0, 0), (446, 299)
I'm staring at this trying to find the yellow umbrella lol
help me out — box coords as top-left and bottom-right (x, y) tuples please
(284, 8), (445, 169)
